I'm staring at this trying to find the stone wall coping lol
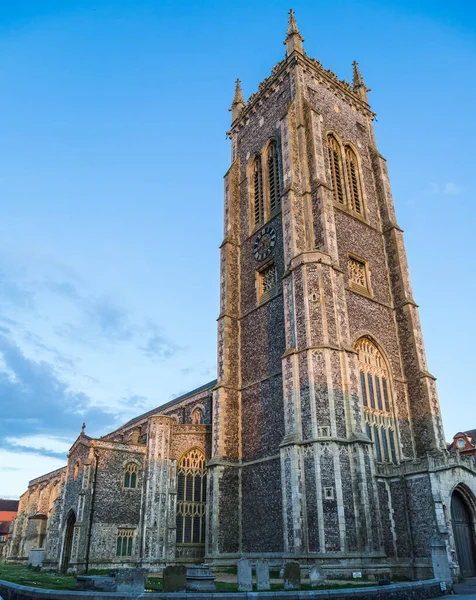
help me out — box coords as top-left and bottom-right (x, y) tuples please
(0, 577), (448, 600)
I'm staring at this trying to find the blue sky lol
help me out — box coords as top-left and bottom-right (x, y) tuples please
(0, 1), (475, 498)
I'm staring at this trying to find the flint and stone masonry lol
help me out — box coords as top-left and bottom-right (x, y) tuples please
(7, 11), (476, 580)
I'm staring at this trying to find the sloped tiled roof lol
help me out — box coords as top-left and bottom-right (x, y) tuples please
(0, 499), (19, 512)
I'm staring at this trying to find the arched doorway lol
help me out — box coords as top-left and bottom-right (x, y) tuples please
(451, 489), (476, 577)
(61, 511), (76, 572)
(175, 448), (206, 562)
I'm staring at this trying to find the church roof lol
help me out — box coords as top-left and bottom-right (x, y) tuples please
(103, 379), (217, 436)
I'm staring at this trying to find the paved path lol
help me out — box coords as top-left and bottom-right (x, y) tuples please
(450, 577), (476, 599)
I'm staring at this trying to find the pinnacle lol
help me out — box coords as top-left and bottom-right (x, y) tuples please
(352, 61), (364, 87)
(284, 8), (304, 56)
(352, 61), (371, 103)
(232, 78), (245, 106)
(230, 78), (245, 123)
(287, 8), (302, 38)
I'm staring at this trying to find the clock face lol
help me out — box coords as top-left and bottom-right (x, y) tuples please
(253, 226), (277, 261)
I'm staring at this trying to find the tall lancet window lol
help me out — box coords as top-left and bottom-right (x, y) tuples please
(345, 146), (363, 215)
(356, 337), (398, 464)
(267, 140), (280, 214)
(176, 448), (206, 558)
(328, 134), (345, 205)
(253, 155), (264, 226)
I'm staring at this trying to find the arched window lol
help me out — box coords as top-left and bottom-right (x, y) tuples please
(345, 146), (363, 215)
(176, 448), (206, 551)
(267, 140), (280, 214)
(73, 462), (80, 480)
(356, 337), (398, 463)
(253, 155), (264, 226)
(123, 463), (138, 489)
(328, 135), (345, 205)
(191, 408), (204, 424)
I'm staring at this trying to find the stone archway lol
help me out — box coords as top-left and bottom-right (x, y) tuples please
(61, 511), (76, 572)
(451, 489), (476, 577)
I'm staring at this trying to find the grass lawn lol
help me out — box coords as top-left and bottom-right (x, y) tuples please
(0, 564), (76, 590)
(0, 564), (383, 594)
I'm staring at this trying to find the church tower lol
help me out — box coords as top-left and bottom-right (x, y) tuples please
(207, 11), (446, 569)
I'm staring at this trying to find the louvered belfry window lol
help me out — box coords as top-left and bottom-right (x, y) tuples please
(176, 448), (206, 546)
(328, 135), (345, 205)
(356, 337), (398, 464)
(345, 146), (363, 215)
(253, 155), (264, 225)
(267, 141), (280, 214)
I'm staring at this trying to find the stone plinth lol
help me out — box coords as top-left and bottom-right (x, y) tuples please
(186, 564), (216, 592)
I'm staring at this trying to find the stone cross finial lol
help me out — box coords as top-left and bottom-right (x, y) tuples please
(81, 422), (86, 435)
(352, 61), (371, 103)
(230, 78), (245, 123)
(284, 9), (304, 56)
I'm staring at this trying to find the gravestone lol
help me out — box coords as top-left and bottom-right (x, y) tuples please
(256, 560), (270, 591)
(114, 568), (147, 593)
(163, 565), (186, 592)
(430, 536), (452, 583)
(309, 564), (325, 587)
(76, 576), (116, 592)
(186, 564), (216, 591)
(28, 548), (45, 567)
(284, 561), (301, 590)
(238, 558), (252, 592)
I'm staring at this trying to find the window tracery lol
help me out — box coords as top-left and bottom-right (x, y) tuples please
(257, 262), (277, 303)
(123, 463), (138, 489)
(327, 135), (365, 217)
(176, 448), (206, 547)
(116, 528), (134, 556)
(356, 337), (398, 463)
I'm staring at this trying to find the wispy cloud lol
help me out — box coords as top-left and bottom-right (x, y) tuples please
(424, 182), (462, 196)
(0, 335), (116, 455)
(140, 326), (180, 360)
(443, 182), (462, 195)
(46, 279), (180, 359)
